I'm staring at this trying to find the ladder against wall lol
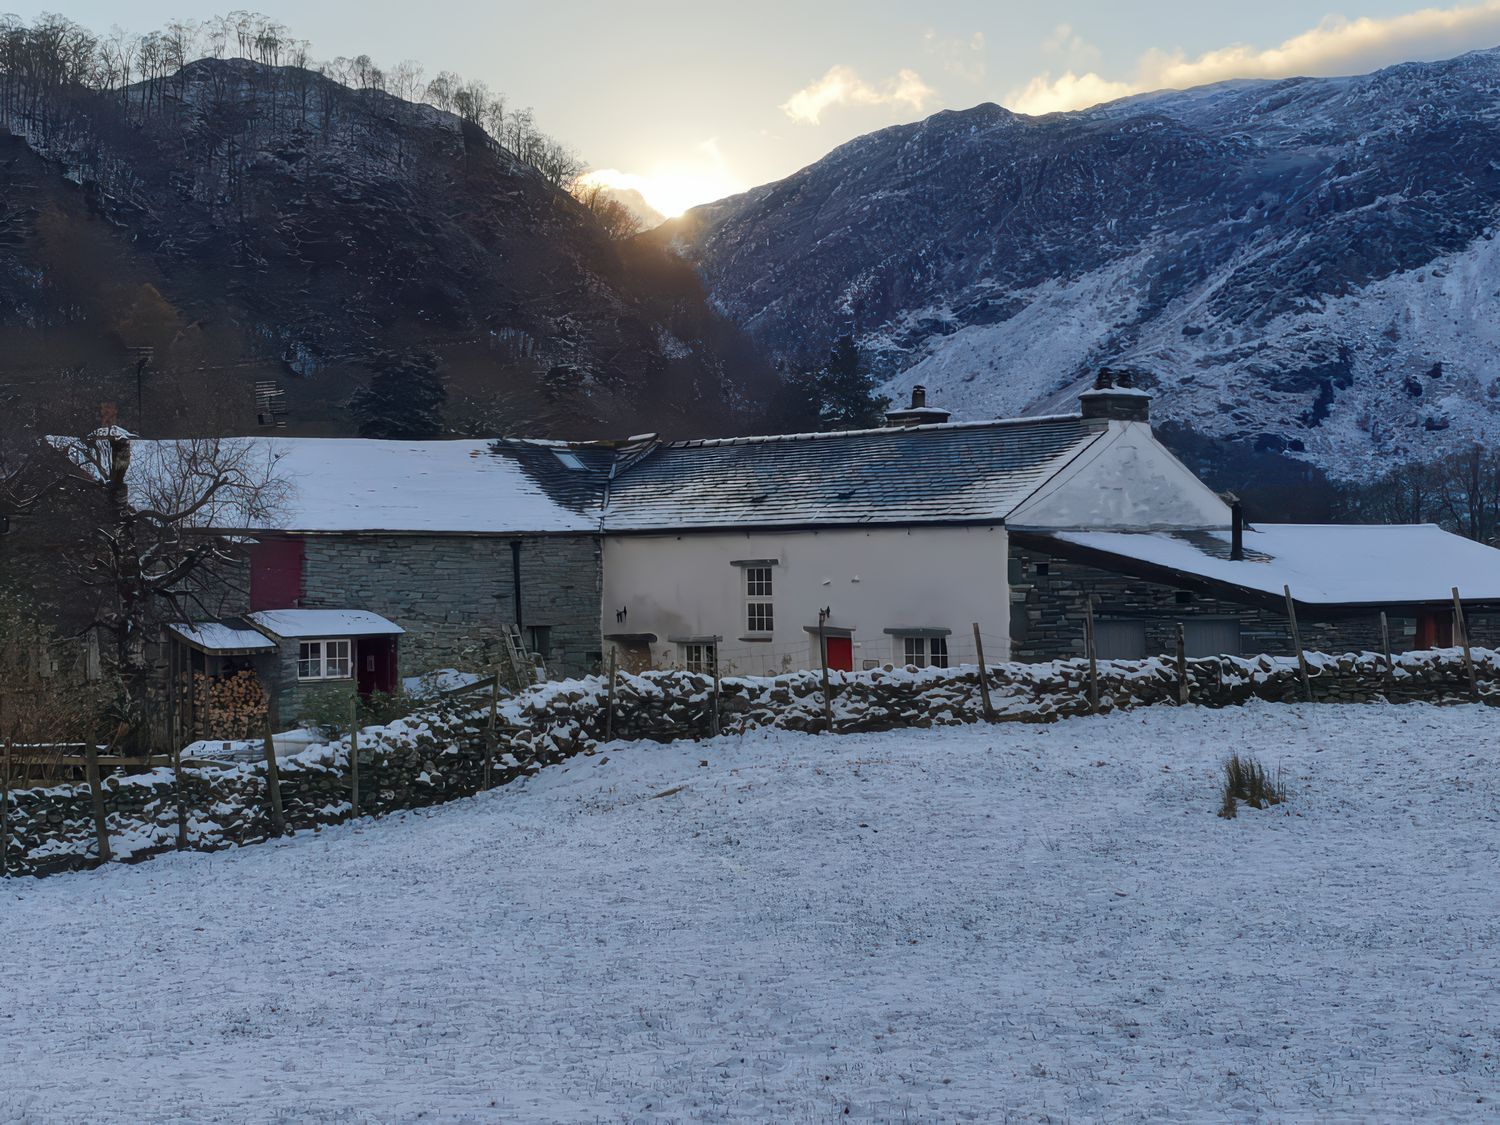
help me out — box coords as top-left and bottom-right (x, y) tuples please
(500, 625), (546, 691)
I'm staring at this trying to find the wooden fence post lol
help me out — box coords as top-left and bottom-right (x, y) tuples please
(972, 623), (996, 721)
(1284, 585), (1313, 702)
(710, 656), (722, 738)
(1, 739), (10, 877)
(1175, 623), (1189, 705)
(85, 736), (112, 866)
(262, 713), (285, 838)
(1453, 587), (1479, 701)
(483, 667), (500, 791)
(348, 698), (361, 819)
(1379, 611), (1394, 695)
(171, 732), (187, 851)
(1083, 596), (1100, 712)
(818, 608), (835, 734)
(604, 649), (618, 741)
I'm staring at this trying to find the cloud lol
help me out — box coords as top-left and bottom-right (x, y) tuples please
(1007, 1), (1500, 115)
(924, 29), (987, 82)
(780, 65), (937, 124)
(1008, 71), (1137, 116)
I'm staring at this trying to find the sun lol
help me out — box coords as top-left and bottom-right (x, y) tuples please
(578, 157), (744, 221)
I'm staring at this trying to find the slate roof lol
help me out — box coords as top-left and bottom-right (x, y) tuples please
(601, 417), (1101, 531)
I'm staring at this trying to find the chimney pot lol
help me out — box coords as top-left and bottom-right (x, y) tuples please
(1079, 367), (1151, 424)
(911, 385), (926, 409)
(1230, 500), (1245, 561)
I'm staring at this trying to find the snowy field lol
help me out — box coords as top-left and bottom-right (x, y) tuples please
(5, 703), (1499, 1122)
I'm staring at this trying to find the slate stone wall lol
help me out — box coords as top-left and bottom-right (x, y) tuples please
(6, 649), (1496, 878)
(1009, 543), (1500, 662)
(299, 534), (603, 678)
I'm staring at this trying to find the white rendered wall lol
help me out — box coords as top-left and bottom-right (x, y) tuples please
(1008, 421), (1231, 530)
(601, 526), (1010, 675)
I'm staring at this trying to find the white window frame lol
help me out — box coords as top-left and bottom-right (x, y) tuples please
(297, 638), (352, 681)
(897, 635), (949, 668)
(744, 566), (774, 635)
(680, 642), (717, 675)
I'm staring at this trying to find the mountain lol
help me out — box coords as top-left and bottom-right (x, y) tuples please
(658, 50), (1500, 482)
(0, 57), (770, 439)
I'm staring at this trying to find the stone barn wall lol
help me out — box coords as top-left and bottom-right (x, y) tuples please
(1008, 543), (1500, 662)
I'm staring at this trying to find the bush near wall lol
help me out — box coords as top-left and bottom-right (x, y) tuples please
(3, 648), (1496, 877)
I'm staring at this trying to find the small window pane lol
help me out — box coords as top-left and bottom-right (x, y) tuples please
(682, 643), (717, 675)
(297, 641), (320, 680)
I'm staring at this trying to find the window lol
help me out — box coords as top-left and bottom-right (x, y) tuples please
(526, 625), (552, 658)
(899, 635), (949, 668)
(681, 642), (717, 675)
(552, 450), (586, 471)
(297, 638), (351, 681)
(745, 566), (774, 634)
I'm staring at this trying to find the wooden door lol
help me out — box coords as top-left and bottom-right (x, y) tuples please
(825, 636), (854, 672)
(249, 538), (303, 611)
(1416, 612), (1453, 649)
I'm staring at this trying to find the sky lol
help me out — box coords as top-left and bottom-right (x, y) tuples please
(19, 1), (1500, 215)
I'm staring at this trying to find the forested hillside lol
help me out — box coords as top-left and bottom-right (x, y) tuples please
(0, 13), (771, 440)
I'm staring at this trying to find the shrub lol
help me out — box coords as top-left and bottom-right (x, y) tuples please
(1218, 753), (1287, 818)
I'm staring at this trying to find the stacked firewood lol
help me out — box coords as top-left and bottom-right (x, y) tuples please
(192, 671), (268, 741)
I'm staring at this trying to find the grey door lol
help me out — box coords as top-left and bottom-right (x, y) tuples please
(1094, 620), (1147, 660)
(1183, 618), (1242, 657)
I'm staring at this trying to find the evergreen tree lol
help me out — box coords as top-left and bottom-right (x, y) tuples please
(766, 335), (889, 433)
(350, 349), (447, 438)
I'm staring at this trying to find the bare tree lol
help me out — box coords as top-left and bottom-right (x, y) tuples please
(54, 428), (287, 741)
(569, 180), (644, 240)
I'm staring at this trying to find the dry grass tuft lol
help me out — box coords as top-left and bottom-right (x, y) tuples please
(1218, 753), (1287, 818)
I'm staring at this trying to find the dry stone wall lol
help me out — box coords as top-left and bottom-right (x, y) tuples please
(4, 648), (1496, 878)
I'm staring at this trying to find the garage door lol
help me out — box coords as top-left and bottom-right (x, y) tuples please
(1183, 618), (1241, 657)
(1095, 620), (1147, 660)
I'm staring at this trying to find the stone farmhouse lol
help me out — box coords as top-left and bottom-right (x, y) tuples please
(149, 376), (1500, 726)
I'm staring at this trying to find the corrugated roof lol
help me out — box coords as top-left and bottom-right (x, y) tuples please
(602, 417), (1100, 531)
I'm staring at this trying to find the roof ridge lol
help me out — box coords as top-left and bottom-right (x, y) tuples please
(660, 413), (1087, 451)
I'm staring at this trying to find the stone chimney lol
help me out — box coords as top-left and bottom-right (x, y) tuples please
(884, 385), (952, 427)
(1079, 367), (1151, 424)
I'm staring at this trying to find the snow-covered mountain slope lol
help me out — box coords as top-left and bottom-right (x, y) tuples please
(659, 49), (1500, 479)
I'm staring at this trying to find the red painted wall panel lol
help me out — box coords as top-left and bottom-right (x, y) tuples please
(249, 538), (304, 611)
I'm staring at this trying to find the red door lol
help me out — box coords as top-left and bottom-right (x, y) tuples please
(824, 636), (854, 672)
(1416, 612), (1453, 649)
(356, 637), (399, 696)
(250, 538), (303, 611)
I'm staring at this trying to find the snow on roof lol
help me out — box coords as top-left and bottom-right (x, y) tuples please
(248, 609), (405, 639)
(1050, 523), (1500, 605)
(167, 621), (277, 654)
(143, 437), (605, 534)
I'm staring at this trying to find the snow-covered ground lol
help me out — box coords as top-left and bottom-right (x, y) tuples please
(5, 703), (1498, 1122)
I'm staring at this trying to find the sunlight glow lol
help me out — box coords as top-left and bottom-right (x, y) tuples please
(579, 142), (745, 219)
